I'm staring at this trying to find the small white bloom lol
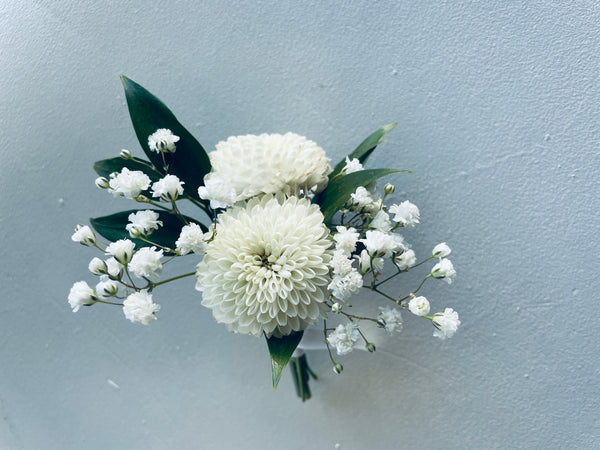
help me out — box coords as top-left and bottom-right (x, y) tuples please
(369, 210), (392, 232)
(389, 201), (420, 227)
(328, 269), (363, 300)
(108, 168), (151, 198)
(128, 247), (163, 278)
(327, 322), (360, 355)
(355, 249), (384, 275)
(342, 157), (363, 174)
(408, 296), (430, 316)
(68, 281), (97, 312)
(105, 257), (123, 279)
(394, 249), (416, 270)
(431, 258), (456, 284)
(331, 302), (342, 313)
(148, 128), (180, 153)
(126, 210), (163, 236)
(432, 308), (461, 339)
(95, 278), (120, 298)
(95, 177), (109, 189)
(384, 183), (395, 195)
(333, 226), (360, 255)
(432, 242), (451, 259)
(360, 230), (404, 258)
(350, 186), (374, 208)
(377, 306), (403, 333)
(105, 239), (136, 265)
(151, 175), (184, 202)
(198, 173), (238, 209)
(120, 149), (132, 159)
(123, 290), (160, 325)
(175, 223), (208, 255)
(71, 225), (96, 246)
(88, 257), (108, 276)
(330, 249), (354, 276)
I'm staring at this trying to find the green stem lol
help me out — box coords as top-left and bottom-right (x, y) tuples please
(151, 271), (196, 288)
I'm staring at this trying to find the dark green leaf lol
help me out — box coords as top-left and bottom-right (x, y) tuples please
(90, 209), (208, 254)
(120, 75), (211, 200)
(315, 168), (410, 224)
(330, 123), (398, 177)
(266, 331), (304, 389)
(93, 157), (162, 182)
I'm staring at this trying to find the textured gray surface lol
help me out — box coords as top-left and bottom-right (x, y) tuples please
(1, 1), (599, 448)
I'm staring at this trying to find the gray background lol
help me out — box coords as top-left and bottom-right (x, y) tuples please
(1, 1), (599, 449)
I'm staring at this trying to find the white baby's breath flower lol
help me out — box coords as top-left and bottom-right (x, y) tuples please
(355, 249), (384, 274)
(176, 223), (208, 255)
(333, 226), (359, 255)
(207, 133), (332, 201)
(151, 175), (184, 202)
(377, 306), (403, 333)
(196, 195), (332, 337)
(105, 239), (136, 265)
(360, 230), (405, 257)
(198, 174), (238, 209)
(432, 308), (461, 339)
(126, 210), (163, 236)
(389, 201), (420, 227)
(95, 277), (120, 298)
(123, 290), (160, 325)
(327, 323), (360, 355)
(341, 157), (363, 174)
(330, 249), (354, 276)
(431, 258), (456, 284)
(88, 257), (108, 276)
(432, 242), (451, 258)
(68, 281), (97, 312)
(71, 225), (96, 246)
(108, 168), (151, 198)
(148, 128), (180, 153)
(350, 186), (375, 208)
(408, 296), (430, 316)
(394, 249), (416, 270)
(128, 247), (163, 278)
(95, 177), (109, 189)
(105, 257), (123, 279)
(369, 210), (392, 232)
(328, 269), (363, 300)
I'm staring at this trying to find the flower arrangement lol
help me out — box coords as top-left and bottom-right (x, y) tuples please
(69, 76), (460, 401)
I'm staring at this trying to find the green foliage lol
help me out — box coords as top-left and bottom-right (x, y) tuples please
(266, 331), (304, 389)
(93, 157), (161, 181)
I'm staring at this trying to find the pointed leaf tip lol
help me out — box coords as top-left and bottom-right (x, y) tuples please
(266, 331), (304, 389)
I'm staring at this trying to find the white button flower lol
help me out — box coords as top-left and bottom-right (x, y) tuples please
(377, 306), (403, 333)
(126, 210), (163, 236)
(431, 258), (456, 284)
(105, 239), (136, 265)
(408, 296), (430, 316)
(108, 168), (151, 198)
(175, 223), (208, 255)
(432, 308), (461, 339)
(327, 322), (360, 355)
(148, 128), (180, 153)
(71, 225), (96, 246)
(198, 174), (238, 209)
(68, 281), (97, 312)
(432, 242), (451, 258)
(123, 290), (160, 325)
(128, 246), (163, 278)
(151, 175), (184, 202)
(389, 200), (420, 227)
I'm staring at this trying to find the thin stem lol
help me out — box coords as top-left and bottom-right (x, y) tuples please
(397, 275), (432, 303)
(323, 320), (336, 365)
(339, 310), (380, 324)
(124, 267), (137, 289)
(95, 299), (123, 306)
(170, 201), (189, 225)
(151, 271), (196, 288)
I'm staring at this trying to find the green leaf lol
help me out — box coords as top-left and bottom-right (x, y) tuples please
(93, 157), (162, 182)
(266, 331), (304, 389)
(315, 168), (410, 224)
(90, 209), (207, 254)
(330, 123), (398, 177)
(120, 75), (212, 199)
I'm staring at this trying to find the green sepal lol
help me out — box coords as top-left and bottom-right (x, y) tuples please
(119, 75), (212, 200)
(93, 157), (162, 182)
(314, 168), (410, 224)
(330, 123), (397, 178)
(90, 209), (207, 254)
(266, 331), (304, 390)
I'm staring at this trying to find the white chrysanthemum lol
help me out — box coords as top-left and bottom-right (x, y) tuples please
(126, 210), (163, 236)
(152, 175), (184, 201)
(432, 242), (451, 258)
(176, 223), (208, 255)
(408, 296), (430, 316)
(148, 128), (180, 153)
(431, 258), (456, 284)
(198, 174), (238, 209)
(394, 249), (416, 270)
(108, 168), (151, 198)
(105, 239), (136, 265)
(207, 133), (332, 201)
(378, 306), (403, 333)
(195, 195), (332, 337)
(123, 290), (160, 325)
(432, 308), (461, 339)
(342, 157), (363, 174)
(389, 200), (420, 227)
(129, 247), (163, 279)
(68, 281), (97, 312)
(327, 322), (359, 355)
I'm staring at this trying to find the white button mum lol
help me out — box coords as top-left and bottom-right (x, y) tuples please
(207, 133), (332, 201)
(195, 195), (332, 337)
(123, 290), (160, 325)
(327, 322), (360, 355)
(432, 308), (461, 339)
(148, 128), (180, 153)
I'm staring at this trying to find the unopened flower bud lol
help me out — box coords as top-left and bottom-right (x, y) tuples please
(88, 257), (108, 276)
(377, 319), (387, 328)
(431, 258), (456, 284)
(331, 302), (342, 313)
(136, 194), (150, 203)
(432, 242), (451, 258)
(105, 239), (136, 265)
(128, 226), (143, 239)
(96, 279), (119, 297)
(366, 342), (376, 352)
(332, 363), (343, 374)
(384, 183), (395, 195)
(95, 177), (110, 189)
(120, 149), (132, 159)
